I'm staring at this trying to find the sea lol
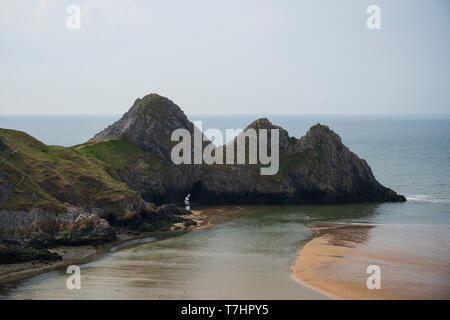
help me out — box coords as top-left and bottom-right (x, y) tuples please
(0, 115), (449, 299)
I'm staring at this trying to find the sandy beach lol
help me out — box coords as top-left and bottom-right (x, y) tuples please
(292, 223), (450, 299)
(0, 206), (244, 287)
(2, 205), (328, 300)
(173, 206), (244, 231)
(0, 244), (100, 286)
(3, 206), (449, 300)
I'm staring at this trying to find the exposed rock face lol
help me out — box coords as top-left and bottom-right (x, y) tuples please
(94, 94), (196, 161)
(194, 121), (405, 204)
(238, 117), (295, 154)
(110, 202), (191, 232)
(90, 93), (405, 205)
(52, 210), (117, 245)
(93, 94), (204, 204)
(0, 239), (61, 264)
(0, 206), (116, 246)
(0, 93), (405, 263)
(292, 124), (398, 202)
(0, 125), (191, 264)
(156, 204), (190, 216)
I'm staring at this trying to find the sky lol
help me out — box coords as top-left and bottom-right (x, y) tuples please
(0, 0), (449, 115)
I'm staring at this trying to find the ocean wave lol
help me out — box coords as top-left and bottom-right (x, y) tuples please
(406, 195), (450, 203)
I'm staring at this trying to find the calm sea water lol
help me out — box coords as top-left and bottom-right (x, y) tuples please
(0, 115), (449, 299)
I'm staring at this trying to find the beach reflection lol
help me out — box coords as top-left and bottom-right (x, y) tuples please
(293, 223), (450, 299)
(3, 204), (448, 300)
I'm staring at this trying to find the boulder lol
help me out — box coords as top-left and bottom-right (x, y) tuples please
(0, 239), (61, 264)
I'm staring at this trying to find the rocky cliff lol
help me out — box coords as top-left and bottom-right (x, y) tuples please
(0, 125), (193, 263)
(91, 94), (405, 205)
(92, 94), (205, 204)
(195, 120), (404, 204)
(0, 93), (405, 263)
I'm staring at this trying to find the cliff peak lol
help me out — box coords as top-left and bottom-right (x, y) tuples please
(246, 118), (272, 129)
(245, 118), (286, 132)
(94, 93), (193, 160)
(91, 94), (404, 205)
(299, 123), (343, 148)
(133, 93), (178, 114)
(236, 118), (294, 154)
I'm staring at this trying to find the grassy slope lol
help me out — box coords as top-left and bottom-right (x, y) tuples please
(0, 127), (323, 212)
(0, 129), (139, 213)
(74, 138), (162, 178)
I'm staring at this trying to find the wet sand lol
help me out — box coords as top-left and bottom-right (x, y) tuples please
(0, 206), (244, 286)
(3, 205), (327, 300)
(293, 223), (450, 299)
(179, 206), (245, 230)
(0, 245), (99, 285)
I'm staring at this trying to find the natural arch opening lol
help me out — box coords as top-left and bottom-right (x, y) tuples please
(189, 180), (203, 204)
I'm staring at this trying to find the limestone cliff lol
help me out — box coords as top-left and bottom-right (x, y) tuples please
(195, 120), (404, 204)
(0, 93), (405, 263)
(90, 94), (404, 205)
(92, 94), (204, 203)
(0, 125), (192, 263)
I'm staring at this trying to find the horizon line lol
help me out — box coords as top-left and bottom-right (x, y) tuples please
(1, 113), (450, 117)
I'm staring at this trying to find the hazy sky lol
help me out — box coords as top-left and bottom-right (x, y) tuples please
(0, 0), (449, 115)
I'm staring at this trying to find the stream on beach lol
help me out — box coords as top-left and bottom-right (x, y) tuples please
(1, 200), (448, 299)
(0, 116), (449, 299)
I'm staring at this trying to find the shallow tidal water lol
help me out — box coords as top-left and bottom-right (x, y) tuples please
(0, 115), (449, 299)
(1, 206), (328, 299)
(2, 201), (449, 300)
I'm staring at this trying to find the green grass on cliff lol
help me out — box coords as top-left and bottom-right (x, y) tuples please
(0, 158), (65, 212)
(74, 138), (161, 170)
(0, 129), (138, 213)
(74, 138), (163, 181)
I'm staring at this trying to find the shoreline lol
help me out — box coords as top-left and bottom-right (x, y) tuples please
(0, 230), (171, 287)
(0, 206), (244, 290)
(289, 229), (339, 300)
(8, 207), (447, 300)
(292, 223), (450, 300)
